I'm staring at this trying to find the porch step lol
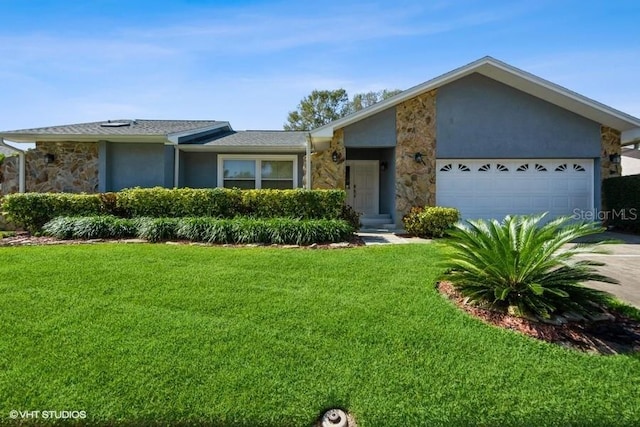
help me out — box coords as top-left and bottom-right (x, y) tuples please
(360, 214), (393, 229)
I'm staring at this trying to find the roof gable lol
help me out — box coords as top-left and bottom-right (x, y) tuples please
(310, 56), (640, 144)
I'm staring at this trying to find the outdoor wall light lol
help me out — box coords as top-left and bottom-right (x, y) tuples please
(609, 153), (621, 164)
(380, 161), (388, 171)
(414, 152), (426, 165)
(44, 153), (55, 164)
(331, 150), (339, 163)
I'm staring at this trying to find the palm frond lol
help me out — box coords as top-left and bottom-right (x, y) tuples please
(439, 213), (618, 319)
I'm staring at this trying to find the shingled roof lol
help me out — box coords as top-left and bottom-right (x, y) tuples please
(0, 119), (227, 142)
(0, 119), (308, 151)
(173, 130), (307, 152)
(204, 130), (307, 146)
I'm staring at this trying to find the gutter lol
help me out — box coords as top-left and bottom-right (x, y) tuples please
(0, 138), (25, 193)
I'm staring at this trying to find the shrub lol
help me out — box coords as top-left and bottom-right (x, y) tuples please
(602, 175), (640, 232)
(43, 216), (136, 239)
(134, 217), (180, 242)
(176, 216), (353, 245)
(116, 187), (244, 218)
(176, 217), (233, 243)
(339, 204), (361, 231)
(117, 187), (345, 219)
(403, 206), (460, 238)
(42, 215), (353, 245)
(2, 193), (103, 232)
(263, 217), (352, 245)
(439, 213), (618, 319)
(241, 189), (345, 219)
(2, 188), (348, 232)
(99, 192), (125, 216)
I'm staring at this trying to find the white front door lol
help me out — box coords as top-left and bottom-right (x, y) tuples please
(346, 160), (379, 215)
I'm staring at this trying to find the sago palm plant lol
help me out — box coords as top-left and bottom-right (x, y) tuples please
(440, 213), (619, 319)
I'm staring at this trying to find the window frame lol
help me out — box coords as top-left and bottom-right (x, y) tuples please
(217, 154), (299, 189)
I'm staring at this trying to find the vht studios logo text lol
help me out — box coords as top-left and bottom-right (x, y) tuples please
(9, 410), (86, 420)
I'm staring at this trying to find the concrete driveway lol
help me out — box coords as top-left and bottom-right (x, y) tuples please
(578, 231), (640, 308)
(360, 230), (640, 308)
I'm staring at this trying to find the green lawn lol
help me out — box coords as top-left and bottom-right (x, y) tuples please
(1, 244), (638, 426)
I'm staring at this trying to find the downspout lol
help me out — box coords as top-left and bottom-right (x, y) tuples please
(305, 133), (312, 190)
(0, 137), (26, 193)
(173, 145), (180, 188)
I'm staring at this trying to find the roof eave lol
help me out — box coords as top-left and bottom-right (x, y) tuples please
(622, 128), (640, 146)
(476, 59), (640, 132)
(178, 144), (306, 153)
(0, 134), (170, 143)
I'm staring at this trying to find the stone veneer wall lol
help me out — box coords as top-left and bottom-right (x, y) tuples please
(0, 155), (19, 195)
(600, 126), (622, 179)
(310, 129), (345, 189)
(0, 142), (99, 195)
(395, 89), (437, 218)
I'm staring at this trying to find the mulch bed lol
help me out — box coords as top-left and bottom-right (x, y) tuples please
(0, 231), (365, 249)
(438, 281), (640, 355)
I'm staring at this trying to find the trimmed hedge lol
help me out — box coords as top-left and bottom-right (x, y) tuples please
(2, 188), (348, 232)
(2, 193), (104, 232)
(602, 175), (640, 231)
(42, 216), (353, 245)
(402, 206), (460, 238)
(116, 187), (243, 218)
(117, 187), (345, 219)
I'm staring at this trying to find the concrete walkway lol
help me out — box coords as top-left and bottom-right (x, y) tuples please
(358, 230), (640, 309)
(357, 231), (430, 245)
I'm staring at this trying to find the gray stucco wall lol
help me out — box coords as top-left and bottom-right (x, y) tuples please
(345, 147), (395, 216)
(181, 152), (218, 188)
(106, 142), (166, 191)
(164, 146), (175, 188)
(436, 73), (601, 158)
(343, 108), (396, 148)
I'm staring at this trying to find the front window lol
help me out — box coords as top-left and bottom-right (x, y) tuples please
(223, 160), (256, 189)
(261, 160), (294, 189)
(219, 155), (298, 189)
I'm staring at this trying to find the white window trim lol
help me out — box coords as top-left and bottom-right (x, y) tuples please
(217, 154), (299, 189)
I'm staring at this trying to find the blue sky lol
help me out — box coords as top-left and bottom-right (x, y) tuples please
(0, 0), (638, 131)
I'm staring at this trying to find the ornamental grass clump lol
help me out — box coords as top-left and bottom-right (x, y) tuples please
(43, 216), (135, 239)
(439, 213), (619, 319)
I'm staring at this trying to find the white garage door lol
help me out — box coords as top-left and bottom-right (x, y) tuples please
(436, 159), (594, 221)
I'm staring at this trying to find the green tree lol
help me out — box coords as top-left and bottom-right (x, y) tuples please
(284, 88), (402, 131)
(349, 89), (402, 113)
(283, 89), (350, 131)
